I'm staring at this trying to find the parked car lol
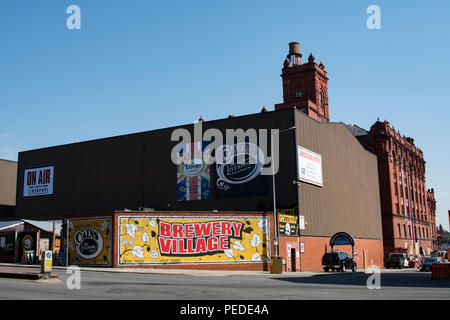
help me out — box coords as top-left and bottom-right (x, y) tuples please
(420, 257), (442, 272)
(322, 251), (357, 272)
(384, 253), (409, 269)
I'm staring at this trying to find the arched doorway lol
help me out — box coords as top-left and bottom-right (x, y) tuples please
(330, 232), (355, 256)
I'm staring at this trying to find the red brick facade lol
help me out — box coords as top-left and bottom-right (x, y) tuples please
(274, 42), (329, 122)
(355, 120), (435, 256)
(297, 236), (383, 271)
(427, 189), (438, 251)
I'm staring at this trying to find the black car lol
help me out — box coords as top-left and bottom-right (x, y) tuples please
(322, 251), (357, 272)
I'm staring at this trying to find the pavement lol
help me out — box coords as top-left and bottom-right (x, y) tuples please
(0, 263), (59, 280)
(0, 262), (419, 279)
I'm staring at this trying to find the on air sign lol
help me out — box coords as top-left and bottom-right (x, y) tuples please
(23, 166), (54, 197)
(297, 146), (323, 187)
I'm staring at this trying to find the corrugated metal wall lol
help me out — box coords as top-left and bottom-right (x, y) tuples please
(15, 109), (297, 219)
(0, 160), (17, 206)
(15, 107), (383, 242)
(295, 110), (382, 240)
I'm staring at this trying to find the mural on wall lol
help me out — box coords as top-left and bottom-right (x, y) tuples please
(177, 141), (211, 201)
(68, 217), (111, 265)
(214, 142), (268, 198)
(18, 232), (37, 263)
(119, 216), (270, 265)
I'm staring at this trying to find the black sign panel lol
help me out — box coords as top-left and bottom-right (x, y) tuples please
(278, 214), (299, 236)
(214, 142), (269, 198)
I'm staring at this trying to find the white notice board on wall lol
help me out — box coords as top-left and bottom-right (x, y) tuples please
(23, 166), (54, 197)
(297, 146), (323, 187)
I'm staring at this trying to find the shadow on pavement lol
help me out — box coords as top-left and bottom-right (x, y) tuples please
(273, 271), (450, 289)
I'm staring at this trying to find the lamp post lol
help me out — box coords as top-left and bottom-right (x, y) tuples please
(271, 126), (296, 257)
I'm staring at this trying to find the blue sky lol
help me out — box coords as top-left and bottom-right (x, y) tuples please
(0, 0), (449, 230)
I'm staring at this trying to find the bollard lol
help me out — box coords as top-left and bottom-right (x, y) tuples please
(41, 251), (53, 275)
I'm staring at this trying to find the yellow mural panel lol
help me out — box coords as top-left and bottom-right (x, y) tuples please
(68, 217), (111, 265)
(119, 216), (270, 265)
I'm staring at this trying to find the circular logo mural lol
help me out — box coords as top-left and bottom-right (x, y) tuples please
(74, 229), (104, 260)
(216, 142), (265, 190)
(22, 235), (34, 251)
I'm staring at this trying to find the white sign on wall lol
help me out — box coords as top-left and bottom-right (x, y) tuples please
(297, 146), (323, 187)
(299, 215), (305, 230)
(23, 166), (54, 197)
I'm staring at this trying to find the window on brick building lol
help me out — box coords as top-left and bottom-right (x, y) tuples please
(403, 225), (407, 238)
(426, 228), (429, 239)
(409, 226), (412, 238)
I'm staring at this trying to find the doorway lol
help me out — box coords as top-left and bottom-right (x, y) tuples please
(290, 248), (296, 272)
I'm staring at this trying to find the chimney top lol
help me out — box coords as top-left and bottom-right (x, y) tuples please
(289, 42), (300, 55)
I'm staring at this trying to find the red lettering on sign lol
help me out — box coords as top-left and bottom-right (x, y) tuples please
(207, 237), (218, 251)
(232, 222), (243, 237)
(186, 238), (194, 253)
(177, 239), (187, 254)
(221, 221), (232, 236)
(172, 224), (183, 238)
(45, 169), (51, 184)
(196, 237), (207, 253)
(194, 223), (212, 238)
(27, 171), (37, 186)
(160, 222), (171, 237)
(159, 237), (172, 254)
(219, 236), (229, 251)
(184, 224), (194, 238)
(171, 239), (178, 253)
(212, 222), (221, 236)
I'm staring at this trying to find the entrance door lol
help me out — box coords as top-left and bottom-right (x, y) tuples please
(291, 248), (296, 272)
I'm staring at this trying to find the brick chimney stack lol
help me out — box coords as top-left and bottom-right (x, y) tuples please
(287, 42), (302, 66)
(275, 42), (330, 122)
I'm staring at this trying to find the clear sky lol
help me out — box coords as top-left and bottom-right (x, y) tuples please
(1, 1), (449, 230)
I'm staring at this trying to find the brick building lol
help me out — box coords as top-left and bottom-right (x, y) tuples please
(14, 42), (384, 271)
(347, 120), (436, 256)
(275, 42), (330, 122)
(427, 189), (438, 251)
(0, 159), (17, 218)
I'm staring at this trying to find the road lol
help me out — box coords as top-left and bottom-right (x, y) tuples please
(0, 268), (448, 300)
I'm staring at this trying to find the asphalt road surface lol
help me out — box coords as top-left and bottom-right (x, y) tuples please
(0, 269), (448, 300)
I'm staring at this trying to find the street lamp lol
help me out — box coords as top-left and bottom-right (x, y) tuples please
(271, 126), (296, 258)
